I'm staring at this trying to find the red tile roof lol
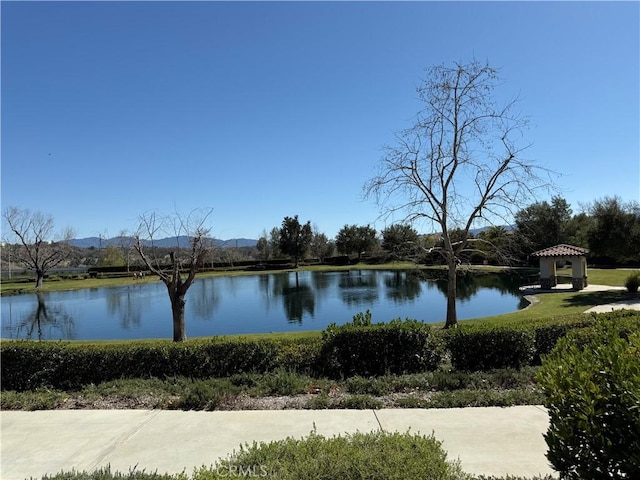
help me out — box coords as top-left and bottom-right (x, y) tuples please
(531, 244), (589, 257)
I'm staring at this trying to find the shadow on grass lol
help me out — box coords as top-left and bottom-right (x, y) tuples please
(561, 290), (633, 308)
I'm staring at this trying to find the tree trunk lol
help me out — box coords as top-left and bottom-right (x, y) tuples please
(35, 270), (44, 288)
(170, 293), (187, 342)
(443, 259), (458, 328)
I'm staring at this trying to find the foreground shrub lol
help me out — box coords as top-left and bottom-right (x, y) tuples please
(625, 271), (640, 293)
(320, 315), (443, 378)
(175, 378), (238, 411)
(426, 389), (544, 409)
(42, 431), (468, 479)
(203, 429), (469, 480)
(0, 389), (67, 411)
(537, 316), (640, 479)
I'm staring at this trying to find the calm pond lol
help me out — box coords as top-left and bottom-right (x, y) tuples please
(1, 270), (528, 341)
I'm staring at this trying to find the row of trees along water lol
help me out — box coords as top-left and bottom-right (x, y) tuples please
(3, 195), (638, 283)
(257, 196), (640, 269)
(3, 60), (639, 341)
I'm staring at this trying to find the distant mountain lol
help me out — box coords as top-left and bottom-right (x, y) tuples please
(69, 236), (257, 249)
(469, 225), (515, 235)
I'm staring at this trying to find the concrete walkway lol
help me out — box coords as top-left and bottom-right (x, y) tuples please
(1, 406), (555, 479)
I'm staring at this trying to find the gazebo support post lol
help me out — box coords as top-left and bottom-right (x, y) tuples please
(571, 256), (588, 290)
(539, 258), (557, 290)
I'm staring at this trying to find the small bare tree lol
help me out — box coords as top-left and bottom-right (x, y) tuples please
(133, 208), (213, 342)
(2, 206), (74, 288)
(116, 229), (135, 273)
(366, 60), (553, 328)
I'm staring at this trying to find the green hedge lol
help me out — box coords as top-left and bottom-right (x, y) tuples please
(0, 338), (321, 391)
(3, 311), (638, 390)
(445, 311), (640, 371)
(446, 326), (536, 371)
(1, 317), (443, 389)
(320, 317), (443, 378)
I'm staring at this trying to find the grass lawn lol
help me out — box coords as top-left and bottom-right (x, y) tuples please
(456, 267), (638, 327)
(457, 288), (630, 327)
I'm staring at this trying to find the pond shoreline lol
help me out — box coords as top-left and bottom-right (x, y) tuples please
(1, 268), (528, 341)
(0, 264), (536, 296)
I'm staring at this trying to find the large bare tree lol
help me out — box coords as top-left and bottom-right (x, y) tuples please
(366, 60), (553, 328)
(133, 208), (213, 342)
(2, 206), (74, 288)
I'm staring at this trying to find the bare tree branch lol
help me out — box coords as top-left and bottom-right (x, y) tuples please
(2, 207), (73, 287)
(133, 207), (214, 342)
(364, 60), (557, 327)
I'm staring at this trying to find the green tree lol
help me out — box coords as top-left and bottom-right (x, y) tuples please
(98, 244), (125, 267)
(587, 196), (640, 262)
(478, 225), (519, 265)
(566, 212), (595, 250)
(514, 196), (574, 254)
(256, 236), (269, 261)
(309, 227), (334, 262)
(278, 215), (312, 268)
(269, 227), (282, 258)
(256, 229), (271, 261)
(335, 224), (378, 262)
(381, 224), (419, 261)
(115, 229), (135, 272)
(366, 60), (552, 328)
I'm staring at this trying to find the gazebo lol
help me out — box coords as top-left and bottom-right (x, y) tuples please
(531, 244), (589, 290)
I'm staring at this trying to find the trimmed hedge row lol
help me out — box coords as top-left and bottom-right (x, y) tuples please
(320, 317), (443, 378)
(446, 310), (640, 371)
(0, 338), (322, 391)
(3, 310), (638, 390)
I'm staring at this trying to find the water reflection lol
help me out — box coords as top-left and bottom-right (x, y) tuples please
(106, 287), (143, 329)
(0, 270), (527, 341)
(274, 272), (315, 323)
(384, 271), (422, 303)
(411, 270), (523, 301)
(2, 293), (75, 340)
(339, 271), (379, 306)
(190, 279), (220, 320)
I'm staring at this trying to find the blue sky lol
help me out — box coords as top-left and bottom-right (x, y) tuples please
(2, 1), (638, 241)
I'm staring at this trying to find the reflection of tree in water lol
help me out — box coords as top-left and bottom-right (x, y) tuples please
(413, 270), (523, 302)
(429, 272), (479, 301)
(311, 271), (332, 303)
(7, 293), (75, 340)
(454, 273), (480, 301)
(106, 287), (142, 328)
(259, 274), (277, 312)
(474, 272), (525, 295)
(274, 272), (315, 323)
(339, 270), (379, 307)
(189, 279), (220, 320)
(384, 271), (423, 303)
